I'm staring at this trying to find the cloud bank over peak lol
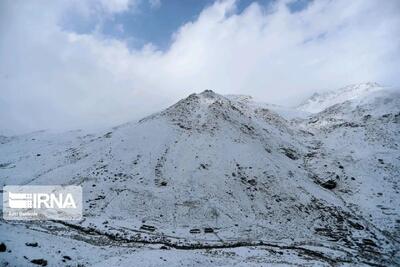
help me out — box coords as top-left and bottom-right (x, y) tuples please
(1, 0), (399, 134)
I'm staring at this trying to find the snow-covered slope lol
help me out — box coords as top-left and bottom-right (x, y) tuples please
(297, 82), (386, 113)
(0, 86), (399, 266)
(301, 88), (400, 247)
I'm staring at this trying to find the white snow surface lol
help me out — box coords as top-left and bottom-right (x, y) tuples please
(297, 82), (387, 113)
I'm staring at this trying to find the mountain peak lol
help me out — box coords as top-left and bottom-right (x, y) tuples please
(196, 89), (218, 98)
(297, 82), (384, 113)
(199, 89), (216, 94)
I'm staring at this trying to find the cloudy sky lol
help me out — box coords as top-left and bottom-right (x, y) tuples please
(1, 0), (399, 134)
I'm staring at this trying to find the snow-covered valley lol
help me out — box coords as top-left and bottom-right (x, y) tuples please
(0, 83), (399, 266)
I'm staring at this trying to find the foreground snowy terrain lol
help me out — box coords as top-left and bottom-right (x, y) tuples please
(0, 83), (399, 266)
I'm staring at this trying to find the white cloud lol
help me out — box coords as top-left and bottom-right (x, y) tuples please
(99, 0), (132, 13)
(71, 0), (138, 15)
(0, 0), (399, 134)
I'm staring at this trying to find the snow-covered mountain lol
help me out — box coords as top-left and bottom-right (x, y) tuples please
(0, 84), (399, 266)
(297, 82), (386, 113)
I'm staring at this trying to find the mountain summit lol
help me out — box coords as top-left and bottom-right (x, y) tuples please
(297, 82), (385, 113)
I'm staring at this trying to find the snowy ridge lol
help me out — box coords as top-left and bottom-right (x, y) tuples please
(297, 82), (386, 113)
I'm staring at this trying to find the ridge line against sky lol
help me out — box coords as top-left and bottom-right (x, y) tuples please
(0, 0), (399, 134)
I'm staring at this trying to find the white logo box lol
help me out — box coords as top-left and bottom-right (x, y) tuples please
(3, 185), (82, 220)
